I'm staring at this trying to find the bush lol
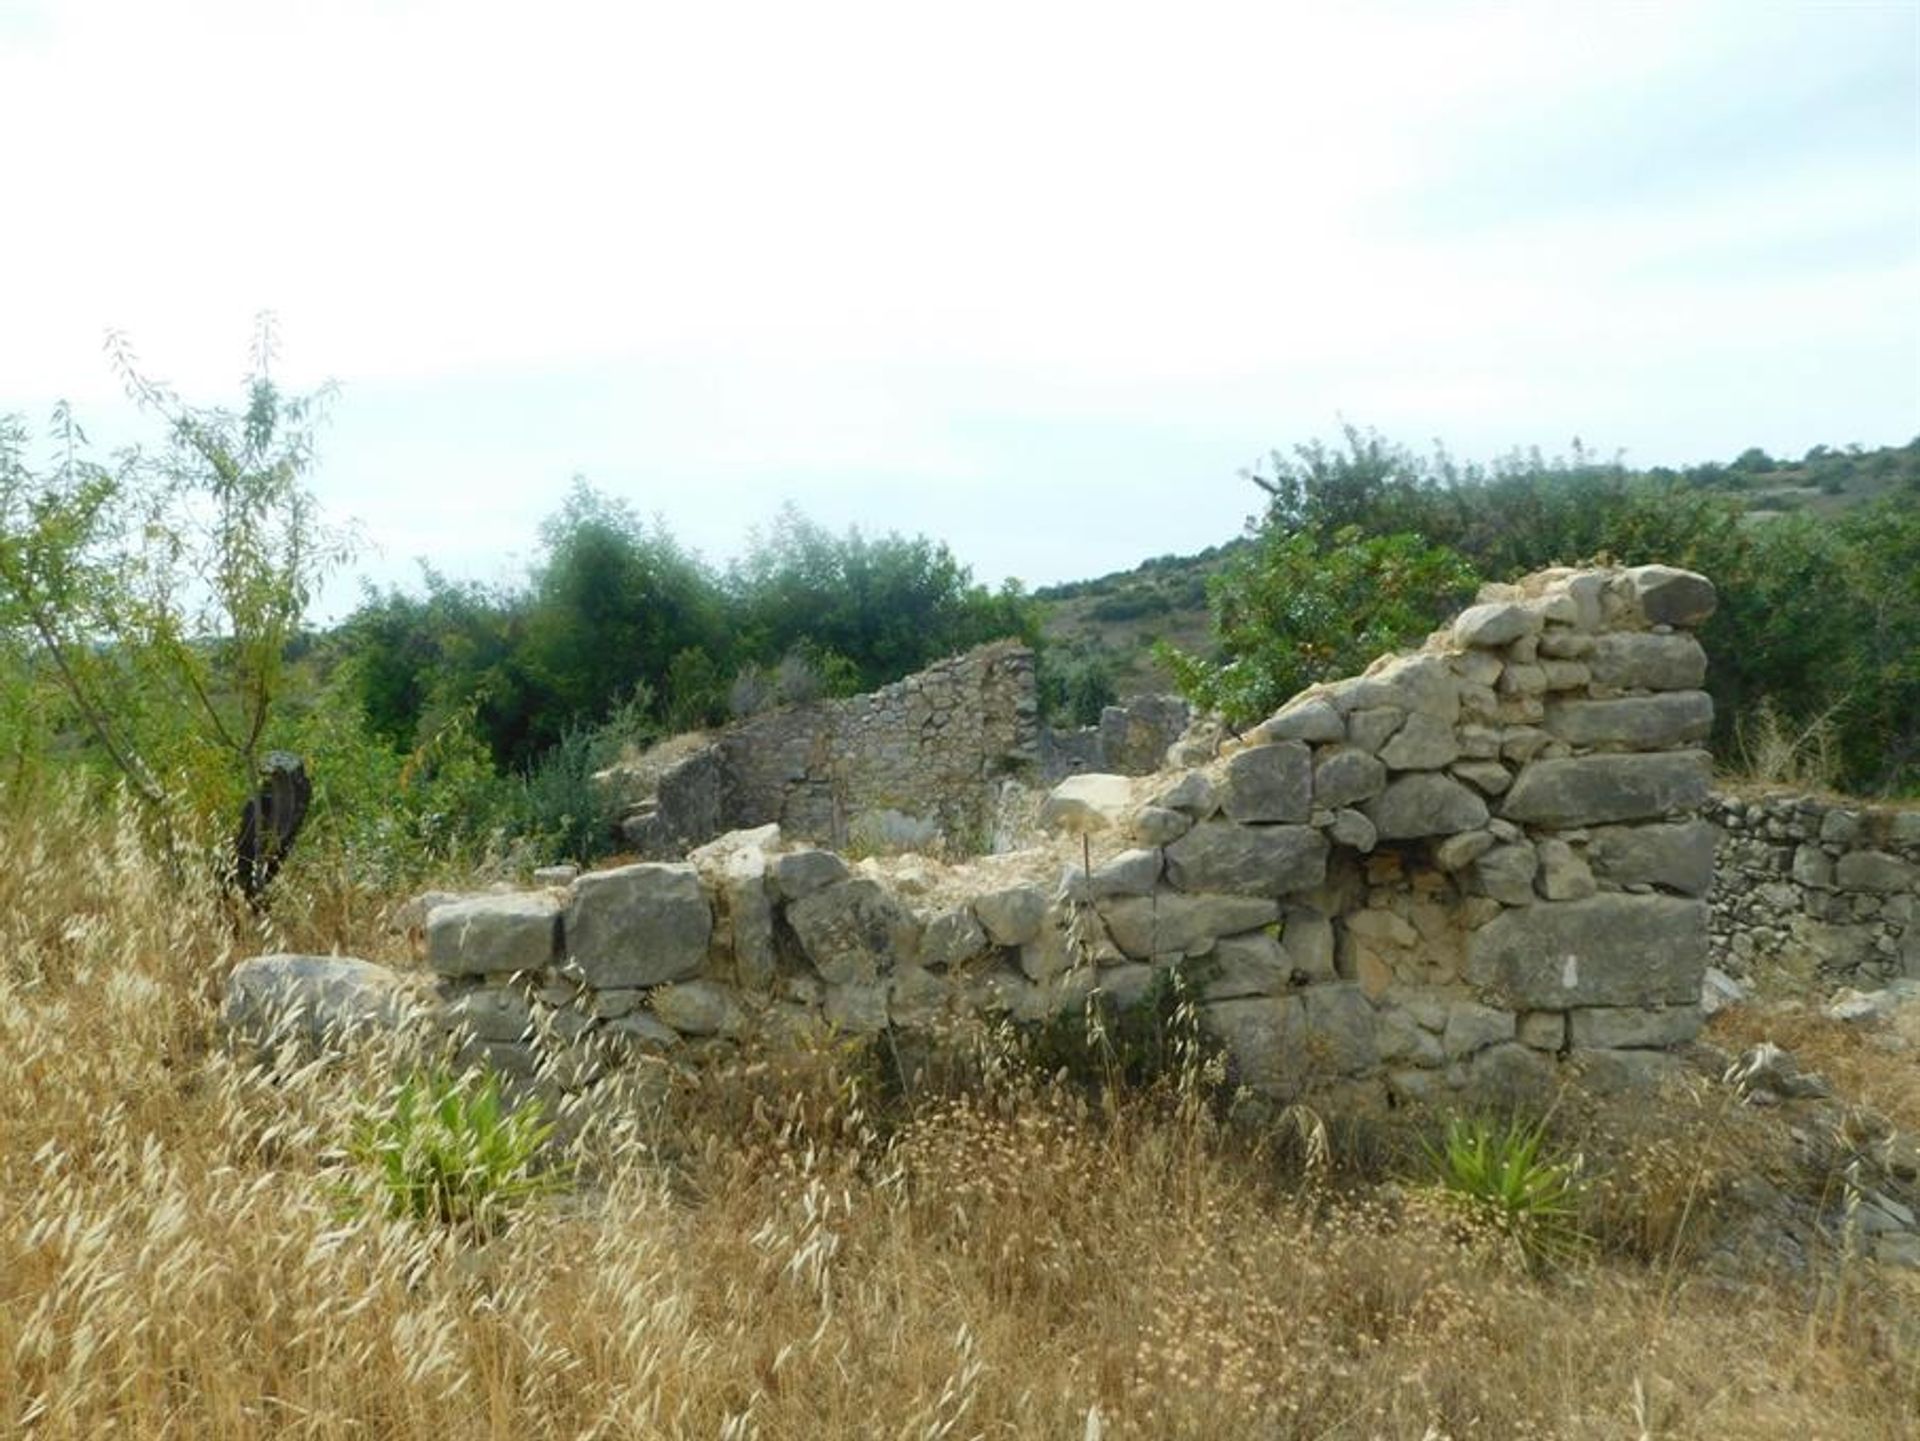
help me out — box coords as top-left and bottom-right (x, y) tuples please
(1421, 1113), (1589, 1272)
(348, 1066), (564, 1238)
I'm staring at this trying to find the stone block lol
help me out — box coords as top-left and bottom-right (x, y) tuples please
(1473, 843), (1539, 905)
(1501, 751), (1711, 827)
(1221, 742), (1313, 823)
(974, 886), (1049, 946)
(1251, 698), (1345, 744)
(1040, 773), (1134, 833)
(919, 908), (990, 969)
(1586, 633), (1708, 691)
(1164, 821), (1328, 897)
(428, 892), (563, 977)
(222, 954), (421, 1051)
(1835, 850), (1916, 894)
(786, 878), (922, 984)
(1097, 893), (1280, 958)
(1544, 692), (1713, 750)
(1443, 1000), (1516, 1059)
(1466, 894), (1707, 1007)
(1452, 602), (1536, 648)
(566, 864), (712, 990)
(1313, 748), (1388, 808)
(650, 980), (748, 1036)
(769, 848), (849, 901)
(1626, 565), (1717, 627)
(1585, 820), (1717, 896)
(1567, 1006), (1702, 1049)
(1363, 773), (1490, 840)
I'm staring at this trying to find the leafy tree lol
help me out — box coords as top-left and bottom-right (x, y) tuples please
(1163, 526), (1479, 727)
(0, 319), (352, 842)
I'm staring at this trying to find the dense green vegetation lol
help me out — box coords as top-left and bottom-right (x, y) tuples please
(1161, 427), (1920, 795)
(4, 335), (1915, 905)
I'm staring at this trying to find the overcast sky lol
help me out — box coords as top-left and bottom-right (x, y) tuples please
(2, 0), (1915, 616)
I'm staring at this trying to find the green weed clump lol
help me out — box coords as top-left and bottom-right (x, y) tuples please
(1424, 1113), (1590, 1272)
(348, 1067), (564, 1237)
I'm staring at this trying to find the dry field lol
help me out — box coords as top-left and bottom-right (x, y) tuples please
(1, 788), (1915, 1440)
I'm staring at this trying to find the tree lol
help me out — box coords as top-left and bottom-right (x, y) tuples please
(0, 317), (352, 851)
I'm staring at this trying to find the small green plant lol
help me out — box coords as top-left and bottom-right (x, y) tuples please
(1422, 1112), (1590, 1272)
(348, 1066), (565, 1237)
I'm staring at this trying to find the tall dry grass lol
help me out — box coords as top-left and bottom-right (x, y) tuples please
(1, 784), (1916, 1438)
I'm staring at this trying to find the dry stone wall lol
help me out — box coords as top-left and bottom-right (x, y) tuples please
(618, 642), (1039, 857)
(1707, 793), (1920, 985)
(400, 562), (1725, 1106)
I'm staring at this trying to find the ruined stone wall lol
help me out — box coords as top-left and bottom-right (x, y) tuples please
(1707, 793), (1920, 985)
(408, 563), (1725, 1107)
(621, 642), (1040, 856)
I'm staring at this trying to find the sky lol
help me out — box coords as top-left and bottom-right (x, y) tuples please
(2, 0), (1916, 618)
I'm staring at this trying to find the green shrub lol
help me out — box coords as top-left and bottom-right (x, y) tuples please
(348, 1067), (565, 1237)
(1421, 1113), (1589, 1272)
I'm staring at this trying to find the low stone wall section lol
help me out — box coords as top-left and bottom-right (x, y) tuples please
(409, 562), (1724, 1106)
(1708, 793), (1920, 985)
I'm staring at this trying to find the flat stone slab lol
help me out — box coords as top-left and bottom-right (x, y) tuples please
(1097, 893), (1281, 959)
(1544, 691), (1713, 750)
(1164, 821), (1328, 897)
(427, 892), (563, 977)
(1501, 750), (1711, 827)
(1466, 894), (1708, 1007)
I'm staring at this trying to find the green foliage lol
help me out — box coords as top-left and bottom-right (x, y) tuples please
(1422, 1113), (1590, 1272)
(1163, 526), (1479, 727)
(1036, 643), (1119, 726)
(1021, 967), (1225, 1099)
(514, 682), (656, 862)
(0, 319), (352, 836)
(348, 1066), (564, 1237)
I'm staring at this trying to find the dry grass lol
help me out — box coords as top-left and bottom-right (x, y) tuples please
(2, 786), (1917, 1439)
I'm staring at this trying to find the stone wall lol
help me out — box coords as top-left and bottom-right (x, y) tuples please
(618, 642), (1040, 856)
(1707, 793), (1920, 985)
(394, 562), (1724, 1107)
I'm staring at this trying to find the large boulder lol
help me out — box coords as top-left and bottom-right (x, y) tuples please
(1097, 893), (1281, 958)
(565, 864), (713, 989)
(1586, 633), (1707, 691)
(1040, 773), (1135, 833)
(1626, 566), (1717, 628)
(1219, 742), (1312, 823)
(1500, 751), (1711, 827)
(1466, 894), (1707, 1007)
(1584, 819), (1717, 896)
(222, 954), (422, 1051)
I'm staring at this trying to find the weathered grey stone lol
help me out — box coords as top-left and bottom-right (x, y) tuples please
(1379, 713), (1462, 771)
(1197, 930), (1290, 999)
(1516, 1010), (1566, 1051)
(650, 980), (747, 1036)
(1585, 820), (1717, 896)
(1540, 660), (1591, 691)
(1040, 773), (1134, 833)
(1452, 760), (1513, 796)
(722, 865), (777, 991)
(1363, 774), (1490, 840)
(1221, 742), (1313, 823)
(1452, 602), (1536, 648)
(824, 982), (892, 1034)
(1098, 893), (1281, 958)
(890, 966), (955, 1028)
(1462, 1043), (1555, 1105)
(1501, 751), (1711, 827)
(786, 878), (922, 984)
(442, 986), (534, 1043)
(223, 954), (421, 1050)
(1328, 808), (1377, 852)
(1300, 983), (1381, 1076)
(428, 893), (563, 977)
(1251, 698), (1345, 744)
(1083, 848), (1164, 899)
(769, 849), (849, 901)
(1313, 749), (1388, 809)
(1164, 822), (1328, 897)
(1377, 1007), (1445, 1066)
(919, 908), (990, 969)
(1347, 706), (1407, 754)
(1150, 770), (1217, 816)
(1626, 565), (1717, 627)
(1586, 632), (1708, 691)
(602, 1013), (682, 1052)
(1443, 1001), (1516, 1059)
(1791, 844), (1835, 889)
(1466, 894), (1708, 1007)
(1535, 839), (1596, 901)
(1474, 840), (1536, 905)
(1130, 805), (1192, 846)
(1544, 692), (1713, 750)
(1281, 906), (1337, 983)
(566, 864), (712, 990)
(1333, 654), (1461, 722)
(1435, 830), (1496, 872)
(1499, 663), (1548, 697)
(1095, 963), (1160, 1010)
(974, 886), (1049, 946)
(1835, 850), (1916, 894)
(1567, 1006), (1701, 1049)
(1567, 1048), (1686, 1095)
(1202, 995), (1304, 1092)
